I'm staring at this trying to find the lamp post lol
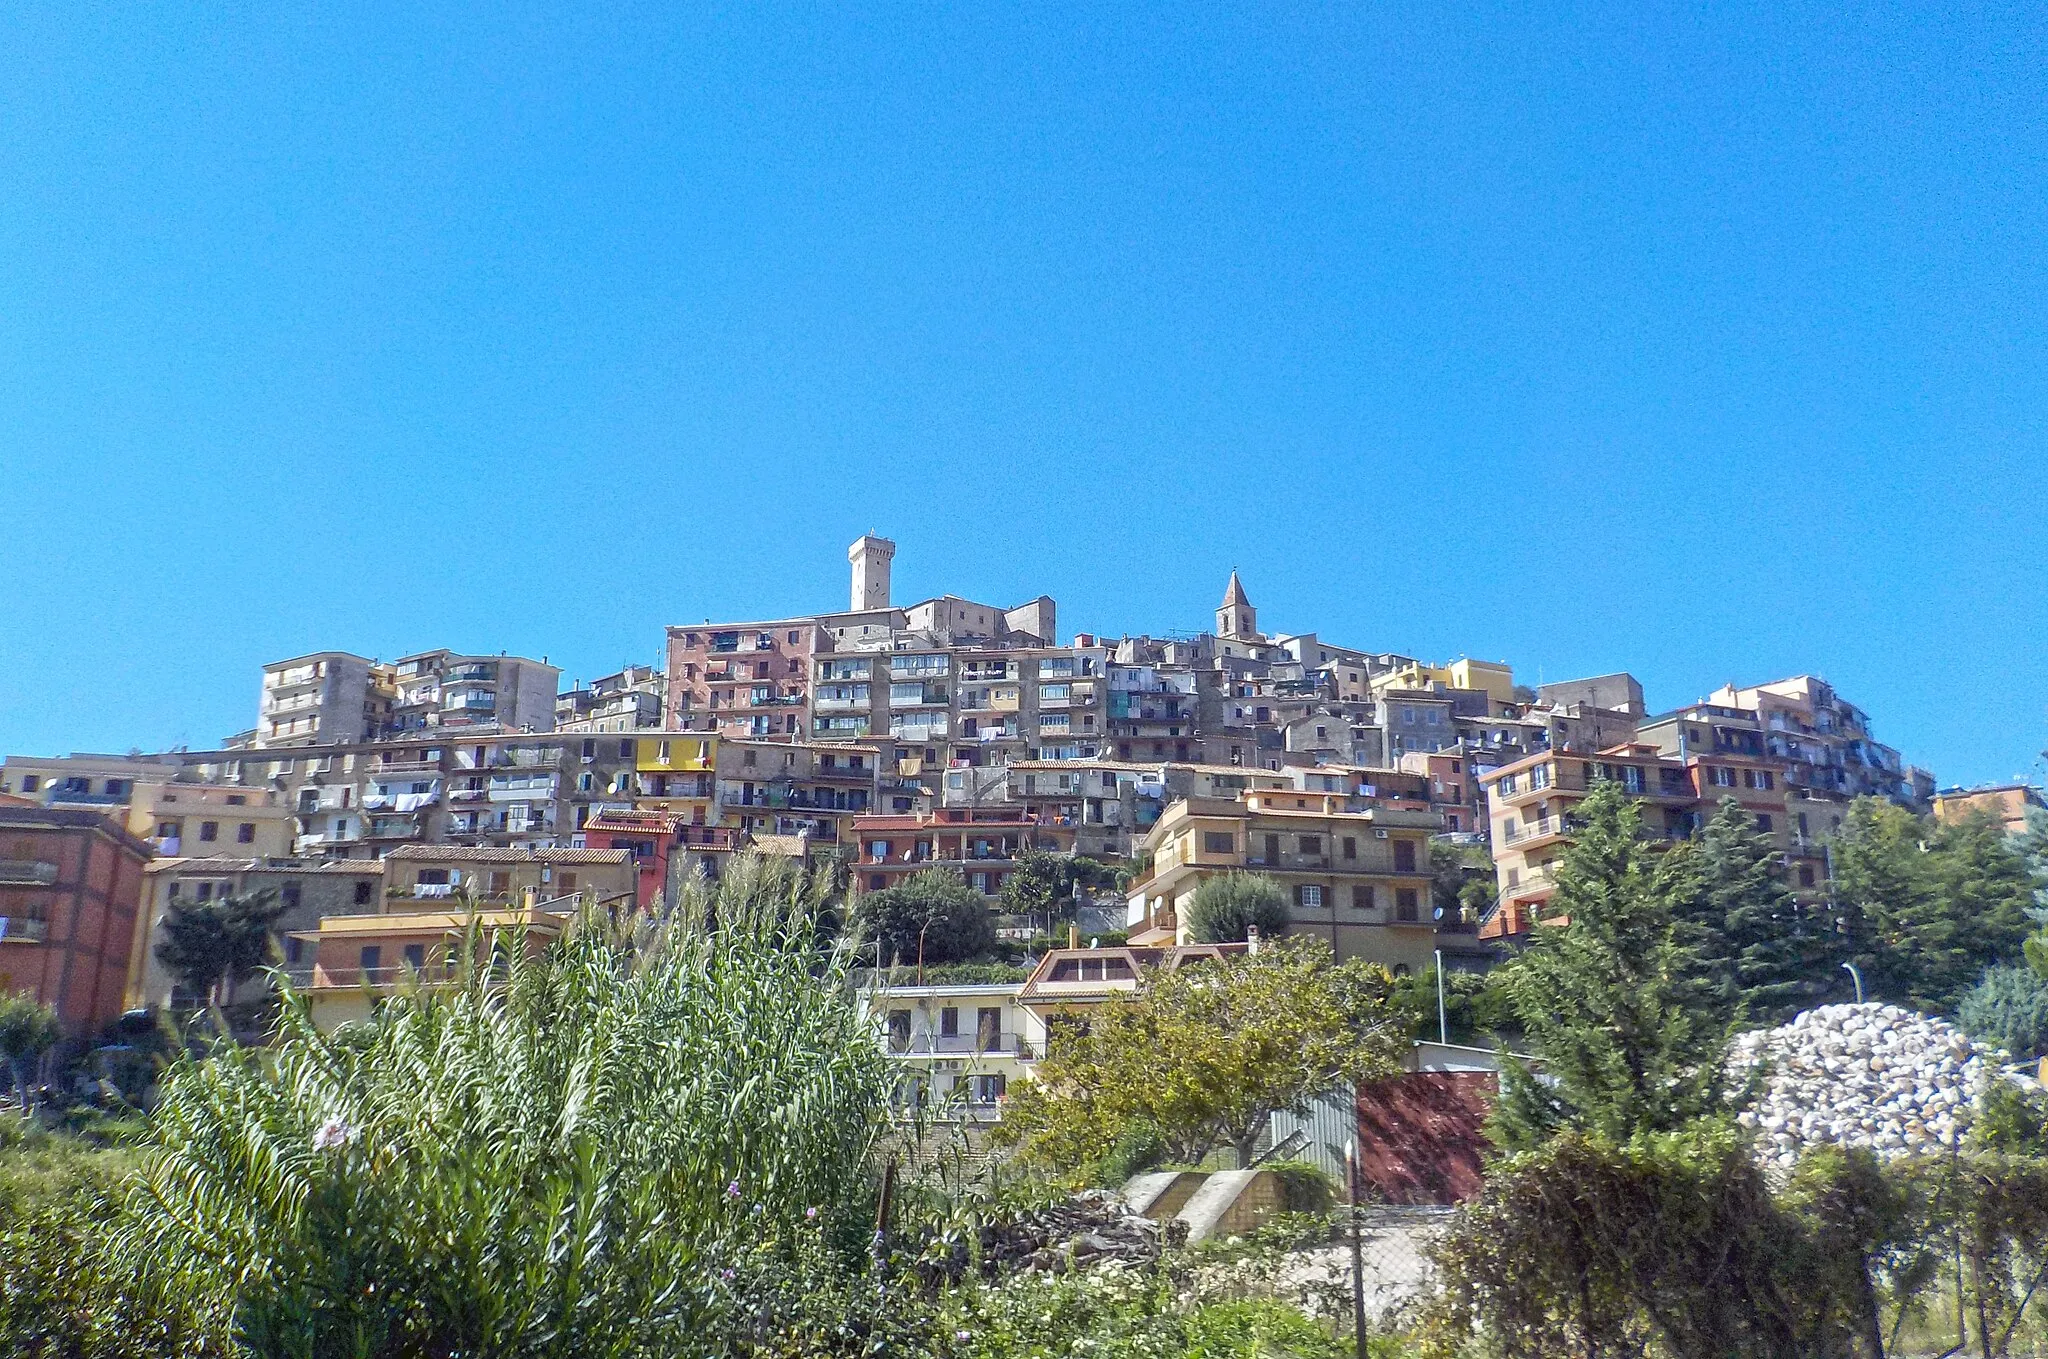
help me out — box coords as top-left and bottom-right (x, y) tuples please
(1842, 961), (1865, 1005)
(1434, 947), (1449, 1047)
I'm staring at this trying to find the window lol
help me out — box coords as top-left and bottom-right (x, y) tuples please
(360, 945), (382, 973)
(1342, 837), (1357, 860)
(559, 873), (577, 894)
(1296, 884), (1323, 909)
(281, 883), (301, 911)
(18, 775), (38, 793)
(977, 1007), (1003, 1051)
(939, 1006), (959, 1037)
(1351, 884), (1374, 911)
(582, 739), (596, 759)
(970, 1074), (1008, 1104)
(284, 937), (303, 964)
(403, 943), (426, 970)
(236, 822), (256, 844)
(199, 821), (219, 842)
(1395, 889), (1420, 922)
(1756, 814), (1774, 833)
(1393, 839), (1417, 872)
(787, 630), (800, 644)
(743, 750), (757, 767)
(1299, 835), (1321, 855)
(488, 871), (511, 895)
(1712, 766), (1736, 787)
(618, 739), (636, 758)
(354, 881), (373, 905)
(1200, 832), (1235, 854)
(1798, 865), (1817, 887)
(886, 1010), (911, 1052)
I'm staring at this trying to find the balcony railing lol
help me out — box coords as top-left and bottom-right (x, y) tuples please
(886, 1033), (1034, 1058)
(1501, 815), (1573, 845)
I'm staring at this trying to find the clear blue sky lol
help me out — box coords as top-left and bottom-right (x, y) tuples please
(1, 5), (2042, 786)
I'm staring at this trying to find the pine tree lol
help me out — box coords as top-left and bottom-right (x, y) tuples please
(1493, 782), (1728, 1151)
(1831, 799), (1962, 1010)
(1928, 807), (2037, 976)
(1833, 800), (2035, 1011)
(1677, 796), (1840, 1025)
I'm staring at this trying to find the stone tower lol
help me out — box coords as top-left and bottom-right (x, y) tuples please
(1217, 570), (1257, 640)
(849, 534), (896, 612)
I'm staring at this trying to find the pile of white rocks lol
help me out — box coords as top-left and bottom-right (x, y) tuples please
(1730, 1002), (2001, 1168)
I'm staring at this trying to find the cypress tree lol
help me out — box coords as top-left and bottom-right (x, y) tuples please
(1493, 782), (1728, 1151)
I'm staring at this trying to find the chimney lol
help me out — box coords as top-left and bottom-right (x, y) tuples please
(848, 535), (896, 613)
(1068, 922), (1079, 949)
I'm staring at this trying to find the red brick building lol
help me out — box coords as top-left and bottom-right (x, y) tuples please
(0, 807), (154, 1038)
(663, 619), (824, 739)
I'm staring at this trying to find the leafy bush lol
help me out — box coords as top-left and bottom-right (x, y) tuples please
(936, 1266), (1346, 1358)
(859, 868), (998, 966)
(1262, 1160), (1337, 1214)
(1185, 873), (1291, 945)
(1960, 964), (2048, 1059)
(1973, 1080), (2048, 1156)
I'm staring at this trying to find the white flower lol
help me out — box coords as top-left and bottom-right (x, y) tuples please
(312, 1116), (354, 1152)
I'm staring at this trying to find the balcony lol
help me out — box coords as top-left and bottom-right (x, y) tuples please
(0, 917), (49, 943)
(1500, 815), (1573, 846)
(813, 764), (875, 782)
(886, 1033), (1035, 1058)
(0, 860), (58, 887)
(46, 789), (125, 806)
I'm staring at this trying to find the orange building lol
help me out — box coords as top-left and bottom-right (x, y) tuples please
(0, 807), (155, 1038)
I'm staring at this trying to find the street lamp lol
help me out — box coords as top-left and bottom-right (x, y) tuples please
(1841, 961), (1865, 1005)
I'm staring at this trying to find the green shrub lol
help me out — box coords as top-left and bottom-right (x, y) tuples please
(1263, 1159), (1337, 1214)
(1959, 964), (2048, 1060)
(1185, 874), (1291, 944)
(1094, 1123), (1168, 1186)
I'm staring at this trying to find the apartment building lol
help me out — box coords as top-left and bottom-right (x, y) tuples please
(1477, 739), (1825, 940)
(385, 651), (560, 737)
(129, 857), (385, 1012)
(862, 979), (1040, 1118)
(1123, 790), (1444, 973)
(850, 807), (1077, 900)
(579, 810), (745, 907)
(253, 649), (558, 748)
(294, 904), (576, 1030)
(716, 739), (877, 844)
(0, 756), (292, 857)
(378, 844), (636, 910)
(555, 663), (665, 733)
(0, 807), (154, 1038)
(1701, 676), (1923, 806)
(991, 759), (1296, 859)
(255, 652), (394, 747)
(667, 619), (823, 739)
(1932, 783), (2047, 836)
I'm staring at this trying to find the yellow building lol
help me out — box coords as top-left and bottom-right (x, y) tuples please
(1369, 659), (1515, 708)
(1124, 790), (1442, 974)
(633, 732), (718, 823)
(294, 906), (572, 1029)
